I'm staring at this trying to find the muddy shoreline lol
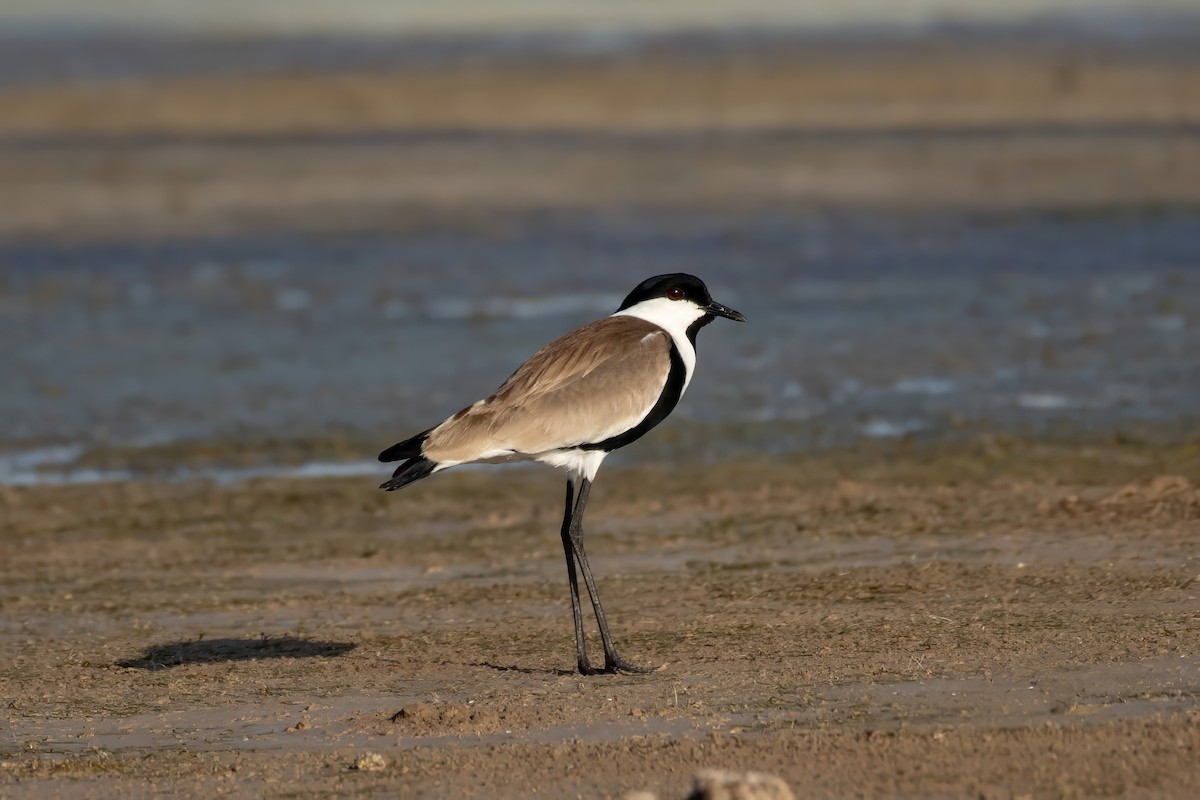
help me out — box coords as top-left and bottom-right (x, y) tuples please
(3, 28), (1199, 798)
(2, 440), (1198, 797)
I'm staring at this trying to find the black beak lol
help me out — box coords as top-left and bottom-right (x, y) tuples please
(706, 300), (747, 323)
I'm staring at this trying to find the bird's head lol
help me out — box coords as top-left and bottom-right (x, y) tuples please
(616, 273), (746, 340)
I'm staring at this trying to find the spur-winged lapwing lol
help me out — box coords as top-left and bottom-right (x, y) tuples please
(379, 273), (745, 674)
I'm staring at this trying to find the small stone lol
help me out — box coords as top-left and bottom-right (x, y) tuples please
(688, 769), (794, 800)
(353, 752), (389, 772)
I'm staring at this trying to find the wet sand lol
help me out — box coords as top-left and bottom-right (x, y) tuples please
(2, 440), (1198, 797)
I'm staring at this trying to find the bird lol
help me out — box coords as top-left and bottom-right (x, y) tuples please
(378, 273), (745, 674)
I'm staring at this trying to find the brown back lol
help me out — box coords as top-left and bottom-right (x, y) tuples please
(423, 316), (672, 462)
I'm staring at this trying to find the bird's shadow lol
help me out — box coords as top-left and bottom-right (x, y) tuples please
(116, 635), (357, 670)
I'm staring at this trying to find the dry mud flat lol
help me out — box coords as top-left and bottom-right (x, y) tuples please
(1, 440), (1199, 797)
(2, 42), (1200, 240)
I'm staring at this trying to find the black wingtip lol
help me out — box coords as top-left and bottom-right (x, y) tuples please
(379, 457), (436, 491)
(378, 429), (431, 463)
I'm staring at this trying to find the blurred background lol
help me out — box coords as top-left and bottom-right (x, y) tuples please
(1, 0), (1198, 483)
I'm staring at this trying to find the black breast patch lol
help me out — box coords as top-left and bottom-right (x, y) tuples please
(579, 342), (687, 453)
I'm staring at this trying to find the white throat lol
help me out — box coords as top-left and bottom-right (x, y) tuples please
(612, 297), (705, 393)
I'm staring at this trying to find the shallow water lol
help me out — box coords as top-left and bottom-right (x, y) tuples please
(3, 208), (1198, 482)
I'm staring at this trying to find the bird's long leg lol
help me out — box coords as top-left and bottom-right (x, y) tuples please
(558, 479), (592, 674)
(568, 478), (654, 674)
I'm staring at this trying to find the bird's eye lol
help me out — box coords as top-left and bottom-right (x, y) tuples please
(667, 287), (684, 301)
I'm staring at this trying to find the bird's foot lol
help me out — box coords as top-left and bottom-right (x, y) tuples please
(599, 653), (658, 675)
(575, 653), (659, 675)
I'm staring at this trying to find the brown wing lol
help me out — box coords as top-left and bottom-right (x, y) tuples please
(422, 316), (672, 463)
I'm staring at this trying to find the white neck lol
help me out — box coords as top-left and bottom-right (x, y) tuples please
(611, 298), (706, 393)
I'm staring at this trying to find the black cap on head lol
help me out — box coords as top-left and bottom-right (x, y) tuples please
(618, 273), (712, 311)
(617, 273), (746, 323)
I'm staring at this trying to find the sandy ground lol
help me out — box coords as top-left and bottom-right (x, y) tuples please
(3, 34), (1199, 798)
(2, 440), (1198, 797)
(2, 44), (1200, 240)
